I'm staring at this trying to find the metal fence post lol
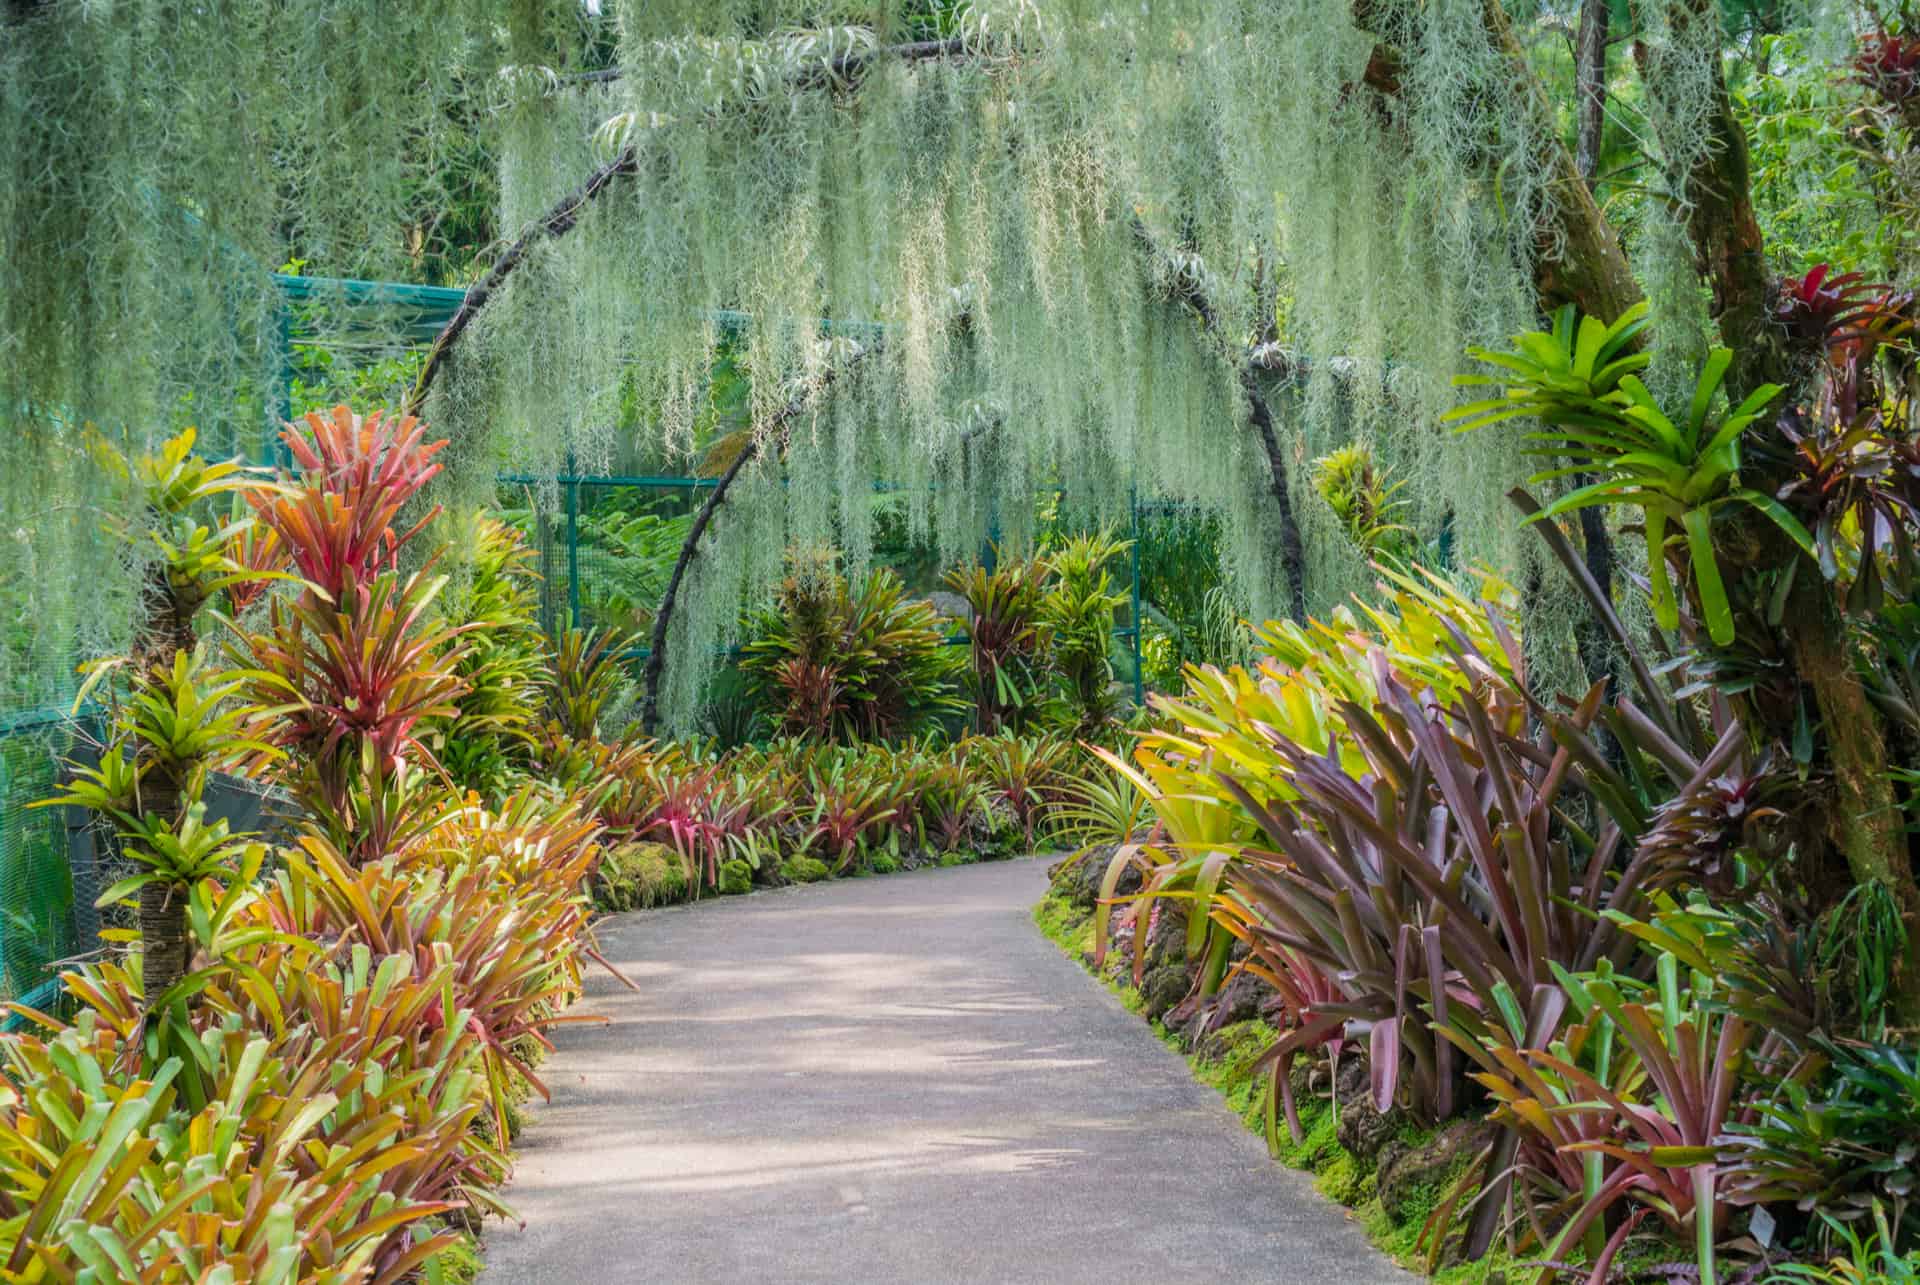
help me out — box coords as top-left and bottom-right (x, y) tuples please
(565, 452), (582, 628)
(1129, 486), (1144, 706)
(271, 288), (294, 467)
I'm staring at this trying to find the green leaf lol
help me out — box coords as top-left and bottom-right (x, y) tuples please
(1687, 349), (1733, 442)
(1647, 511), (1679, 631)
(1732, 489), (1816, 559)
(1682, 508), (1734, 645)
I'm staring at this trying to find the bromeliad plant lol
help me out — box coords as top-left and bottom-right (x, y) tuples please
(1311, 443), (1412, 560)
(800, 754), (902, 872)
(742, 555), (965, 743)
(946, 550), (1052, 734)
(1448, 303), (1795, 644)
(1766, 267), (1918, 613)
(83, 426), (279, 674)
(1457, 952), (1753, 1285)
(0, 1015), (461, 1283)
(542, 626), (636, 744)
(1039, 531), (1131, 735)
(1725, 1038), (1920, 1252)
(433, 513), (548, 797)
(235, 406), (468, 865)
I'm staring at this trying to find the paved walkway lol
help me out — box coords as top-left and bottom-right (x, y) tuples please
(480, 857), (1410, 1284)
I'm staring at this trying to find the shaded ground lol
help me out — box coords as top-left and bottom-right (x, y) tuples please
(479, 857), (1410, 1284)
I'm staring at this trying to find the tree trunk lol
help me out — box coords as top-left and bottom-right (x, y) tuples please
(1347, 0), (1641, 324)
(1635, 0), (1780, 396)
(140, 881), (190, 1006)
(1574, 0), (1609, 187)
(1788, 578), (1920, 1022)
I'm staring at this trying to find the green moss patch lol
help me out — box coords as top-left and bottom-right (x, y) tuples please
(779, 855), (831, 884)
(717, 858), (754, 896)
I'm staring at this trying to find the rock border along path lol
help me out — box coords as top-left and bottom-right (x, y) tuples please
(479, 857), (1410, 1284)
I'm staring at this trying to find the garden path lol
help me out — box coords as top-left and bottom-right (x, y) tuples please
(478, 856), (1411, 1284)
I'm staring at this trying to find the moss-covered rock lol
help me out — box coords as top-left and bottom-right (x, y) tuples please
(780, 855), (831, 884)
(869, 851), (901, 875)
(1376, 1118), (1493, 1229)
(594, 841), (688, 912)
(718, 857), (754, 896)
(1334, 1056), (1408, 1164)
(1139, 961), (1191, 1021)
(937, 850), (976, 867)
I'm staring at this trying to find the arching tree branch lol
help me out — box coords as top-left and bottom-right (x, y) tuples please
(640, 351), (871, 734)
(405, 37), (979, 418)
(404, 149), (637, 418)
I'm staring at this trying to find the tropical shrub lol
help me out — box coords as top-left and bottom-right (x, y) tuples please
(433, 512), (547, 797)
(0, 1014), (460, 1282)
(10, 408), (621, 1278)
(946, 550), (1051, 733)
(741, 555), (964, 742)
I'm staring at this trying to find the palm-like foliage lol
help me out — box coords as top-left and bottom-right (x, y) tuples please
(1449, 304), (1794, 643)
(87, 426), (276, 669)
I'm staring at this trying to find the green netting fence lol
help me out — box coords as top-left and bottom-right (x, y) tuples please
(0, 708), (99, 1014)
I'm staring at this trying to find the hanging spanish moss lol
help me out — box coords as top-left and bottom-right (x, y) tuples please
(7, 0), (1641, 726)
(413, 0), (1610, 725)
(0, 0), (599, 711)
(1633, 0), (1725, 397)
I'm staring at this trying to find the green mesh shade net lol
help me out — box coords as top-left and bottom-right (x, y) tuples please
(0, 711), (91, 1013)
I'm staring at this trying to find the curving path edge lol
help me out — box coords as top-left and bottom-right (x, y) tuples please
(479, 857), (1411, 1284)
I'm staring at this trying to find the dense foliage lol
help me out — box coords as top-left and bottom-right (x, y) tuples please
(5, 0), (1920, 1281)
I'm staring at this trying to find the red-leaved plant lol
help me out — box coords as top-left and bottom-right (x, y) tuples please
(235, 406), (468, 864)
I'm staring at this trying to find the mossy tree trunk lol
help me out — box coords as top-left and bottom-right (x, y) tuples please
(138, 880), (190, 1004)
(1787, 577), (1920, 1023)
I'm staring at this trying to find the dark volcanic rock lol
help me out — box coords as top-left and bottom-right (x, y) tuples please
(1140, 962), (1193, 1022)
(1333, 1055), (1407, 1163)
(1375, 1118), (1494, 1225)
(1050, 844), (1144, 911)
